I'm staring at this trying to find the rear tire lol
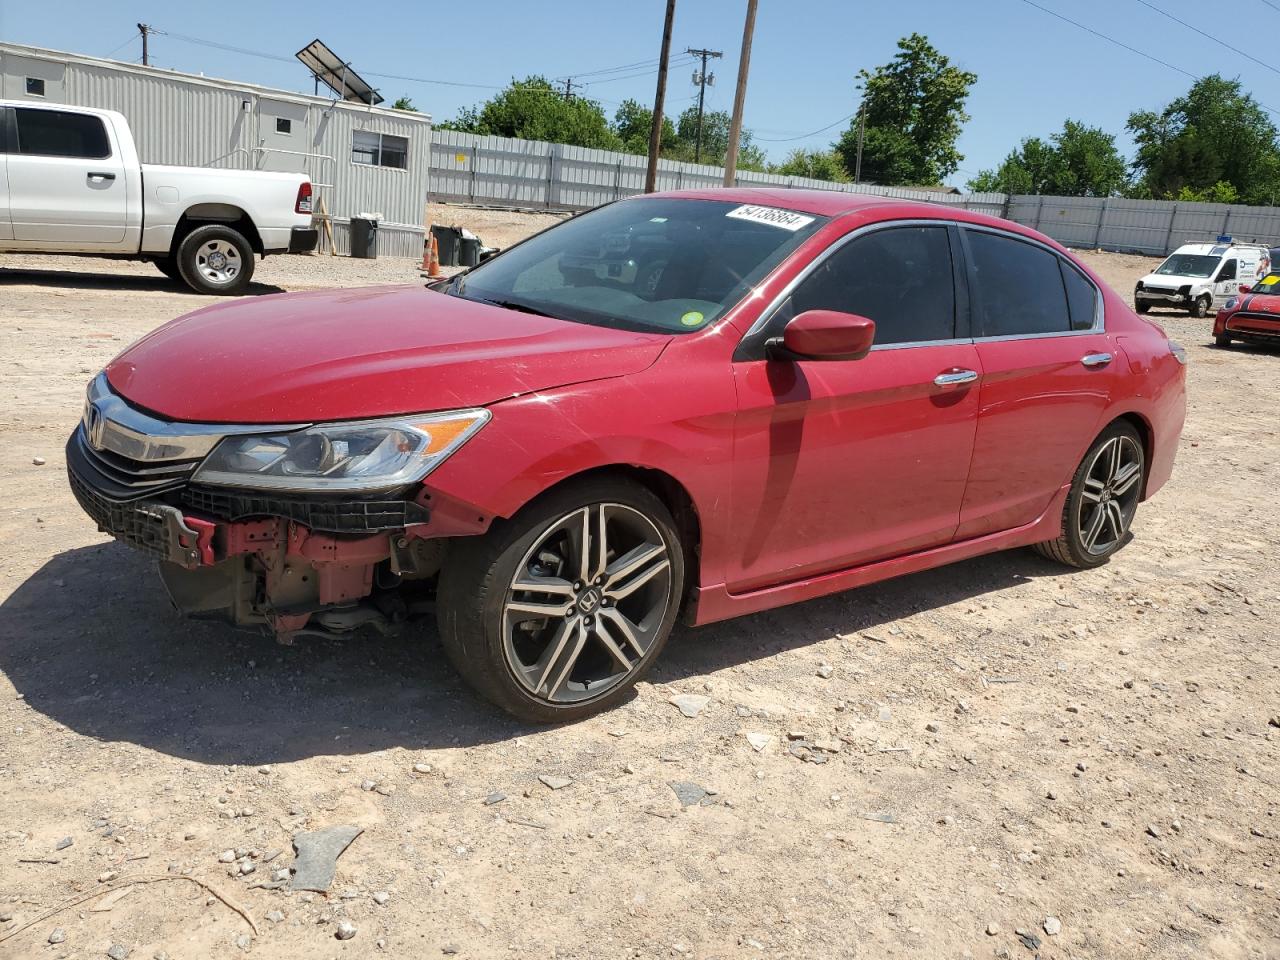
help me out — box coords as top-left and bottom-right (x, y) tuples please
(437, 477), (685, 723)
(1189, 295), (1211, 318)
(175, 224), (255, 295)
(1033, 421), (1145, 570)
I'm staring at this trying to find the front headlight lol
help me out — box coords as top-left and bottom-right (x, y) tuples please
(192, 409), (490, 493)
(1224, 296), (1239, 311)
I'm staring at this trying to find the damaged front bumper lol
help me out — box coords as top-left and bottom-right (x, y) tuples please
(65, 422), (472, 639)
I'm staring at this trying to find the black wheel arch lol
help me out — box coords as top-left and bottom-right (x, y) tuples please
(169, 205), (264, 257)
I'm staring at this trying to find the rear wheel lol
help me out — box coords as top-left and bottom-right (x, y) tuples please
(1033, 421), (1145, 569)
(1189, 295), (1212, 318)
(437, 478), (685, 723)
(176, 224), (255, 295)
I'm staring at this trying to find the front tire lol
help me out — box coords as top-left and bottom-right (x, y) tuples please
(437, 478), (685, 723)
(1214, 332), (1233, 348)
(154, 256), (182, 282)
(175, 224), (255, 295)
(1189, 295), (1212, 318)
(1033, 422), (1145, 569)
(1135, 301), (1151, 315)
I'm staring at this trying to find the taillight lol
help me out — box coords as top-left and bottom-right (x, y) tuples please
(295, 181), (313, 215)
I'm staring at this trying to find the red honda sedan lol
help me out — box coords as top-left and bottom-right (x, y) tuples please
(68, 189), (1187, 722)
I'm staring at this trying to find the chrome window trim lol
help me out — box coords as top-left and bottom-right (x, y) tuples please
(959, 222), (1105, 334)
(84, 373), (310, 463)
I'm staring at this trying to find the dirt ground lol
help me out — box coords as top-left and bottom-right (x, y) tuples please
(0, 216), (1277, 960)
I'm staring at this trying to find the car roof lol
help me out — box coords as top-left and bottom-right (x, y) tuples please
(1172, 241), (1265, 257)
(642, 186), (1024, 232)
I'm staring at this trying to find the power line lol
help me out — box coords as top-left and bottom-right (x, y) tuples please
(1132, 0), (1280, 78)
(1012, 0), (1280, 116)
(754, 112), (857, 143)
(103, 32), (140, 59)
(1261, 0), (1280, 12)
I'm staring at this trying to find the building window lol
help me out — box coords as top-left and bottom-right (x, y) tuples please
(352, 130), (408, 169)
(26, 77), (46, 97)
(275, 117), (292, 135)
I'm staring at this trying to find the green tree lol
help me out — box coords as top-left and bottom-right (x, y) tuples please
(967, 120), (1126, 196)
(772, 148), (851, 182)
(1127, 75), (1280, 204)
(612, 98), (675, 155)
(835, 33), (977, 186)
(391, 96), (418, 112)
(670, 107), (768, 170)
(439, 76), (622, 150)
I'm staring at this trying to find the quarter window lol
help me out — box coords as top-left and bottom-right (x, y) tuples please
(1062, 262), (1099, 331)
(967, 230), (1071, 337)
(14, 108), (111, 159)
(352, 130), (408, 169)
(785, 226), (957, 345)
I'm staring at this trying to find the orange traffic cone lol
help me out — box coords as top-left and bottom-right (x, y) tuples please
(427, 234), (442, 278)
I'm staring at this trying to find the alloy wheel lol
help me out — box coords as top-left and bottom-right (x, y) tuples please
(195, 239), (242, 286)
(1077, 435), (1143, 556)
(502, 503), (673, 705)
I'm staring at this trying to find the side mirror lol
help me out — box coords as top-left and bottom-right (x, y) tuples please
(769, 310), (876, 361)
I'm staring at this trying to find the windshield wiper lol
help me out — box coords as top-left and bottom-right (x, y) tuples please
(466, 295), (563, 320)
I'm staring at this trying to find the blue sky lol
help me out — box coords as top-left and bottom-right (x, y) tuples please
(3, 0), (1278, 186)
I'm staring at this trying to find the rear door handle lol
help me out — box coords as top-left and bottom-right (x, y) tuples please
(934, 369), (979, 387)
(1081, 352), (1113, 368)
(87, 172), (116, 182)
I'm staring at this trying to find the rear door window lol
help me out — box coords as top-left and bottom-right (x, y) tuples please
(967, 230), (1071, 337)
(787, 225), (958, 345)
(14, 108), (111, 159)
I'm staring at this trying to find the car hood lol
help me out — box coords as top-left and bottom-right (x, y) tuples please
(1238, 292), (1280, 313)
(106, 286), (671, 423)
(1139, 273), (1204, 286)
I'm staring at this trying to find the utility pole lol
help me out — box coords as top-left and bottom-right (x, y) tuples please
(561, 78), (576, 102)
(854, 104), (866, 184)
(722, 0), (758, 186)
(646, 0), (677, 193)
(137, 23), (150, 67)
(686, 47), (722, 164)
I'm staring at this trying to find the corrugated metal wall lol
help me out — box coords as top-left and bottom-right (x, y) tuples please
(1, 42), (432, 258)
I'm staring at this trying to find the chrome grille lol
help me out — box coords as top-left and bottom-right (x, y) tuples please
(75, 426), (201, 493)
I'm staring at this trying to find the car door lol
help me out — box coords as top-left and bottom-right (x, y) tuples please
(0, 108), (13, 241)
(6, 105), (127, 247)
(1212, 257), (1238, 308)
(954, 227), (1119, 541)
(727, 221), (982, 593)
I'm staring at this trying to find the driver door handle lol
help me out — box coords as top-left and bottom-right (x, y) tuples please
(934, 369), (978, 387)
(1081, 352), (1113, 368)
(87, 172), (116, 182)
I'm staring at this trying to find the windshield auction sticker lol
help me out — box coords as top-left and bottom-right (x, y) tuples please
(726, 204), (816, 231)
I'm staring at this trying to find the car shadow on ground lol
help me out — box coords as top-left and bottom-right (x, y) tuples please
(0, 267), (285, 295)
(0, 540), (1073, 765)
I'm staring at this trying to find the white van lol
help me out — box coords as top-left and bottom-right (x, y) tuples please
(1134, 238), (1270, 317)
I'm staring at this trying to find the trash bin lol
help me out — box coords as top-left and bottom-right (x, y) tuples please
(431, 225), (462, 267)
(350, 217), (378, 259)
(458, 236), (481, 268)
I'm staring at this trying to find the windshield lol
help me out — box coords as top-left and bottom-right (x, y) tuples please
(1253, 274), (1280, 295)
(448, 198), (827, 334)
(1155, 254), (1219, 278)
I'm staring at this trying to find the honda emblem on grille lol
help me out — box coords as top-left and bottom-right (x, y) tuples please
(86, 402), (108, 451)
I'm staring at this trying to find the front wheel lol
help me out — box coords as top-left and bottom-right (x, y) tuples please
(153, 256), (182, 281)
(1033, 422), (1145, 569)
(1134, 301), (1151, 315)
(175, 224), (255, 295)
(1189, 295), (1212, 319)
(1214, 332), (1233, 348)
(437, 478), (685, 723)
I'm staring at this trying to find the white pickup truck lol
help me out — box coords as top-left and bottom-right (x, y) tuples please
(0, 100), (317, 294)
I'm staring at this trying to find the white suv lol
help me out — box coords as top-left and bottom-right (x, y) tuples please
(1134, 239), (1270, 318)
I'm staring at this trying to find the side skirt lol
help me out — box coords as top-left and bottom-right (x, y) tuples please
(686, 483), (1071, 626)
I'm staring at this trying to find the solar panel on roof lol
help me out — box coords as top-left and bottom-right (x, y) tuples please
(295, 38), (383, 106)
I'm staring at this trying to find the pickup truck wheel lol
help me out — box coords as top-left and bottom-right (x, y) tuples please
(1033, 421), (1145, 570)
(176, 224), (255, 295)
(437, 478), (685, 723)
(154, 256), (182, 282)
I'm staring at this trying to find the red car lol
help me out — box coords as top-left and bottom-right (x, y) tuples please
(1213, 272), (1280, 347)
(68, 189), (1187, 722)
